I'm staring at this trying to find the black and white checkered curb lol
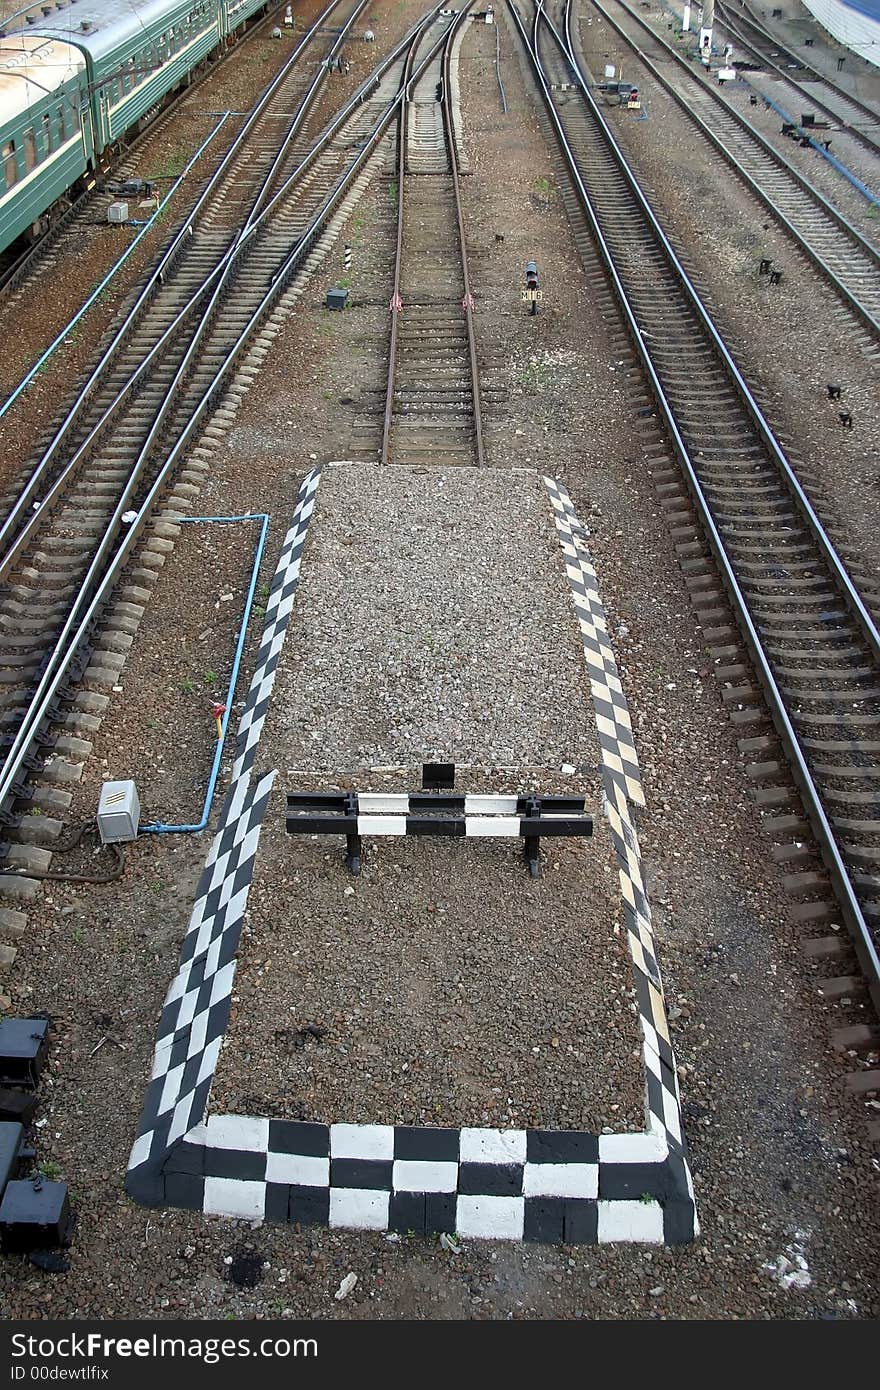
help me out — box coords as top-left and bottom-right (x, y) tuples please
(545, 475), (644, 811)
(127, 467), (321, 1201)
(545, 474), (694, 1221)
(232, 467), (320, 784)
(127, 466), (696, 1244)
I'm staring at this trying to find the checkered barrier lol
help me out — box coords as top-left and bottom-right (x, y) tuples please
(127, 468), (322, 1206)
(286, 789), (593, 876)
(232, 467), (321, 784)
(544, 475), (644, 811)
(127, 465), (696, 1244)
(545, 474), (694, 1230)
(144, 1118), (694, 1243)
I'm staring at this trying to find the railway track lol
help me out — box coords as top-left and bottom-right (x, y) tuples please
(511, 0), (880, 1077)
(0, 0), (366, 555)
(0, 6), (455, 874)
(382, 6), (484, 466)
(715, 0), (880, 160)
(581, 0), (880, 336)
(0, 0), (290, 301)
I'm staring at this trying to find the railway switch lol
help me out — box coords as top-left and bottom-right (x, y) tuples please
(523, 260), (541, 314)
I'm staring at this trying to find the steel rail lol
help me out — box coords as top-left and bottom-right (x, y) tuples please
(0, 0), (291, 300)
(554, 0), (880, 669)
(509, 0), (880, 1004)
(715, 0), (880, 158)
(382, 4), (483, 465)
(585, 0), (880, 336)
(442, 2), (485, 466)
(0, 0), (425, 580)
(380, 28), (419, 464)
(0, 0), (350, 559)
(0, 11), (457, 820)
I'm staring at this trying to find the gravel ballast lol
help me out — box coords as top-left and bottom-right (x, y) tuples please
(209, 462), (645, 1132)
(0, 6), (878, 1321)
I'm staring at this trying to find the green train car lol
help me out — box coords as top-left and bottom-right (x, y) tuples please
(0, 0), (274, 260)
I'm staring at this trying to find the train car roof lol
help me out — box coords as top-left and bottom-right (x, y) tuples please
(6, 1), (196, 64)
(0, 34), (85, 128)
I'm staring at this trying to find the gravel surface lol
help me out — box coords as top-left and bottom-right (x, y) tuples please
(210, 464), (644, 1131)
(264, 466), (599, 768)
(0, 5), (878, 1321)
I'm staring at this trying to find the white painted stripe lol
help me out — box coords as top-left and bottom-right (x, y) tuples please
(357, 814), (408, 836)
(465, 816), (520, 837)
(523, 1163), (599, 1199)
(598, 1130), (668, 1164)
(331, 1124), (395, 1160)
(204, 1177), (265, 1220)
(464, 795), (519, 815)
(597, 1199), (664, 1244)
(392, 1160), (458, 1193)
(265, 1153), (330, 1187)
(456, 1195), (524, 1240)
(459, 1128), (527, 1165)
(357, 793), (409, 813)
(205, 1114), (270, 1152)
(329, 1188), (390, 1231)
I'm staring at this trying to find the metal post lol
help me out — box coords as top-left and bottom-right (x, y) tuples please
(699, 0), (714, 58)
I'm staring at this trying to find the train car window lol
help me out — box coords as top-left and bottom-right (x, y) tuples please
(2, 140), (16, 191)
(23, 127), (36, 173)
(42, 111), (52, 155)
(56, 107), (65, 144)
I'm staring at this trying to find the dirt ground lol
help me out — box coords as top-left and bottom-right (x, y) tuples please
(0, 4), (878, 1321)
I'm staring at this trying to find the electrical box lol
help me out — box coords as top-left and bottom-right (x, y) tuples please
(0, 1122), (24, 1197)
(0, 1017), (48, 1089)
(325, 287), (348, 310)
(0, 1178), (72, 1252)
(97, 779), (140, 844)
(107, 201), (129, 223)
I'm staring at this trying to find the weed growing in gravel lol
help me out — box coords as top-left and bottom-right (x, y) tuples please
(179, 678), (195, 694)
(202, 670), (217, 687)
(39, 1161), (62, 1180)
(520, 358), (552, 392)
(531, 173), (553, 205)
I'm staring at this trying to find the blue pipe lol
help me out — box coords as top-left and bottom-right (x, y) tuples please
(749, 84), (880, 209)
(139, 512), (270, 835)
(0, 113), (232, 423)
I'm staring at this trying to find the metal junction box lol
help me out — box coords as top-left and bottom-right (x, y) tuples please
(325, 286), (348, 310)
(0, 1178), (72, 1252)
(0, 1017), (48, 1089)
(107, 201), (129, 224)
(97, 779), (140, 844)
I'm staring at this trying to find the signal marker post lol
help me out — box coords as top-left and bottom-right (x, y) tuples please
(523, 259), (541, 315)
